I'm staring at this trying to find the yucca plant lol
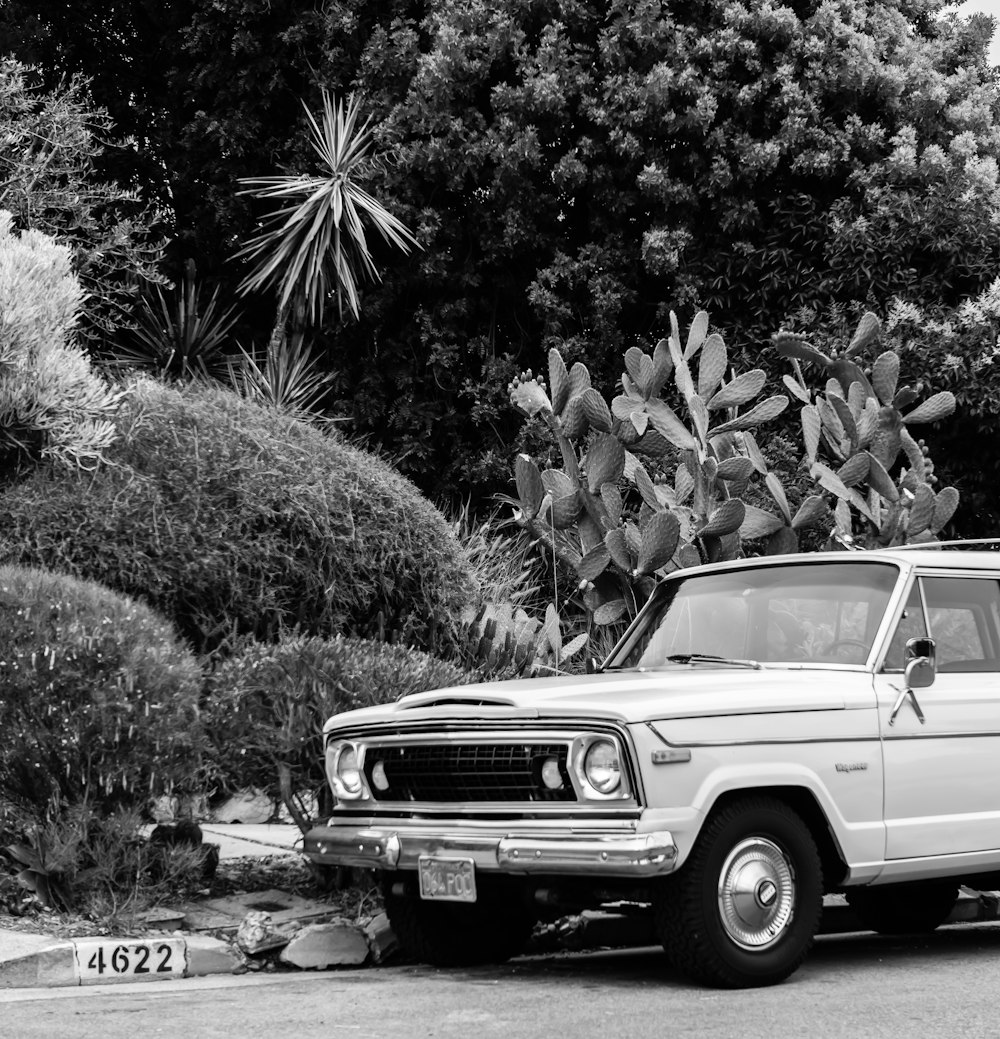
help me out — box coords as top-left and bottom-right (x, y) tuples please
(235, 90), (419, 339)
(112, 265), (240, 380)
(227, 334), (335, 421)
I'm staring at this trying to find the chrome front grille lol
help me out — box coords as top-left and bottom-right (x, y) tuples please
(364, 742), (576, 803)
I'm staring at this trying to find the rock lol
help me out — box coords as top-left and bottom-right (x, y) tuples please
(363, 913), (398, 964)
(213, 788), (273, 824)
(235, 911), (292, 955)
(278, 921), (369, 969)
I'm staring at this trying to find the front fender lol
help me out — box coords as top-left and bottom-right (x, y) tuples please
(629, 722), (885, 875)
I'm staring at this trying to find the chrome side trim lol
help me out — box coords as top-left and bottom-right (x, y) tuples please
(654, 735), (882, 749)
(882, 730), (1000, 741)
(304, 825), (678, 878)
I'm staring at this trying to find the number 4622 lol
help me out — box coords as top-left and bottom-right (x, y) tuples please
(87, 943), (176, 975)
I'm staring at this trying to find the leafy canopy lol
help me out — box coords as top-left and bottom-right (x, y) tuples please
(4, 2), (999, 501)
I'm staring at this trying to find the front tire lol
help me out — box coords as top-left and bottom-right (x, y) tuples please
(383, 872), (536, 967)
(654, 796), (823, 988)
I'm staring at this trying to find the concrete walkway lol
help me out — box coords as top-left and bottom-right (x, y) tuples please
(199, 824), (301, 860)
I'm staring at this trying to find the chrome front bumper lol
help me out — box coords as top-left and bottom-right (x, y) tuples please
(303, 823), (678, 878)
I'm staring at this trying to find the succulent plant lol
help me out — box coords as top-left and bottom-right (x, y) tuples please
(461, 600), (590, 678)
(774, 311), (959, 548)
(506, 307), (961, 640)
(509, 311), (789, 627)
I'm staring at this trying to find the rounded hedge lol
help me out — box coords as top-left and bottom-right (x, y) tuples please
(203, 633), (471, 813)
(0, 565), (203, 814)
(0, 380), (477, 655)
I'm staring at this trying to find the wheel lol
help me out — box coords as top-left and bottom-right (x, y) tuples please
(653, 796), (823, 988)
(383, 871), (536, 967)
(845, 882), (957, 935)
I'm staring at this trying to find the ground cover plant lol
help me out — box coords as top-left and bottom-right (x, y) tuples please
(0, 379), (477, 657)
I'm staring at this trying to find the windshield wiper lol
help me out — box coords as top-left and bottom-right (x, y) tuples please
(662, 653), (762, 670)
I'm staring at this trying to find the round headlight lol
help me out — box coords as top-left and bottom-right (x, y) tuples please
(540, 756), (564, 791)
(336, 745), (363, 795)
(371, 759), (390, 792)
(584, 739), (622, 794)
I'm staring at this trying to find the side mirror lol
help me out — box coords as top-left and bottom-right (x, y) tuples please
(585, 656), (600, 675)
(904, 636), (936, 689)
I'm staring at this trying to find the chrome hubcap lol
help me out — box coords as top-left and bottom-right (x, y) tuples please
(717, 837), (795, 950)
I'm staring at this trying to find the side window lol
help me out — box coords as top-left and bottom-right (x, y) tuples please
(922, 577), (1000, 673)
(883, 581), (926, 672)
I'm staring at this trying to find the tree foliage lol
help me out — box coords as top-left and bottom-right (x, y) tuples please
(0, 59), (164, 349)
(3, 2), (998, 501)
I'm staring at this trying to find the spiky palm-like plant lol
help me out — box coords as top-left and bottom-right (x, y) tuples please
(235, 91), (418, 333)
(113, 267), (240, 380)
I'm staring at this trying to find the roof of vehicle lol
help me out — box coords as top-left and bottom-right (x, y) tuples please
(661, 546), (1000, 579)
(868, 548), (1000, 570)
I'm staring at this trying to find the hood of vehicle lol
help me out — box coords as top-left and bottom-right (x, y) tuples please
(323, 665), (875, 732)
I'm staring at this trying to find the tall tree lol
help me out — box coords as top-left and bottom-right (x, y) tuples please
(0, 59), (164, 349)
(5, 1), (999, 502)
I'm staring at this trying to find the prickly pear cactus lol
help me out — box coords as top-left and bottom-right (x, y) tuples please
(509, 311), (789, 626)
(774, 311), (959, 548)
(507, 308), (961, 646)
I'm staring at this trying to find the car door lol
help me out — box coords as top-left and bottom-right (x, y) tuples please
(873, 572), (1000, 860)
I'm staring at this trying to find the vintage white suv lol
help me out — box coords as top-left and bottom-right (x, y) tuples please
(304, 548), (1000, 987)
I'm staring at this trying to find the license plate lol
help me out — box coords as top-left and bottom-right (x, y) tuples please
(418, 856), (477, 902)
(74, 938), (187, 984)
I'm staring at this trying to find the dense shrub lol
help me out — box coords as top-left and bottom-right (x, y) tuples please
(0, 379), (477, 655)
(0, 212), (122, 479)
(0, 565), (203, 815)
(203, 634), (471, 822)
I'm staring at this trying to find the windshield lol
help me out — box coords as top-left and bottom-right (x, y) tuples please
(605, 561), (900, 669)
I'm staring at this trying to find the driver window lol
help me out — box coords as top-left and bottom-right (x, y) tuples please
(922, 577), (1000, 673)
(883, 577), (1000, 673)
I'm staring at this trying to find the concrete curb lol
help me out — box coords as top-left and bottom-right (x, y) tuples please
(5, 891), (1000, 989)
(0, 932), (243, 989)
(0, 911), (390, 990)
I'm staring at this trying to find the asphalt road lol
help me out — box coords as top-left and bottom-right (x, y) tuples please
(4, 923), (1000, 1039)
